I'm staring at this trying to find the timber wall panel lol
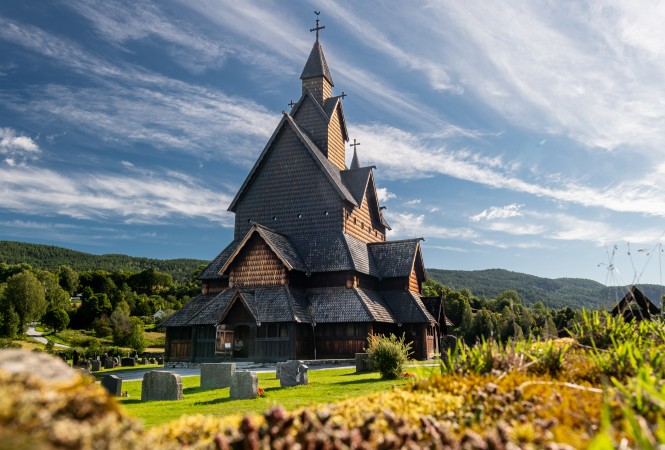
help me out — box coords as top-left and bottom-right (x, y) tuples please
(327, 108), (346, 170)
(344, 198), (385, 243)
(409, 266), (420, 294)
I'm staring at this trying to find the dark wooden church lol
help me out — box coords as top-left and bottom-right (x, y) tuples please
(162, 18), (443, 362)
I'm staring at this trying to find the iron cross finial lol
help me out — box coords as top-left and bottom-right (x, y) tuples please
(350, 138), (360, 150)
(310, 11), (325, 42)
(340, 91), (347, 99)
(288, 100), (296, 108)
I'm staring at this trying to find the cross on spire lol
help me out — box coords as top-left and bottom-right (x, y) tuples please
(288, 100), (296, 108)
(340, 91), (347, 99)
(350, 139), (361, 169)
(310, 11), (325, 42)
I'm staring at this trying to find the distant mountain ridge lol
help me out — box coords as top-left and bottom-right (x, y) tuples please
(427, 268), (665, 310)
(0, 241), (207, 283)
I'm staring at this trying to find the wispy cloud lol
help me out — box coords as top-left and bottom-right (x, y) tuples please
(385, 211), (476, 240)
(0, 164), (235, 226)
(376, 187), (395, 203)
(356, 123), (665, 218)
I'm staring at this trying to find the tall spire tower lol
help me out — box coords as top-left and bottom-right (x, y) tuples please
(300, 12), (333, 104)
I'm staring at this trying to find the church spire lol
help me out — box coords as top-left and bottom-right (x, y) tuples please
(350, 139), (361, 169)
(300, 12), (333, 102)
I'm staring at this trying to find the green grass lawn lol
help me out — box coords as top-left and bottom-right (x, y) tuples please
(118, 367), (415, 428)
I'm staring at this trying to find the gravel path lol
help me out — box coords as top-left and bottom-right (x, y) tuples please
(26, 323), (69, 348)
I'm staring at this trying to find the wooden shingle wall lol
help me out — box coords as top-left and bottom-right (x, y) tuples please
(327, 107), (346, 170)
(409, 266), (420, 294)
(229, 234), (286, 287)
(343, 187), (385, 243)
(302, 77), (332, 104)
(234, 126), (343, 239)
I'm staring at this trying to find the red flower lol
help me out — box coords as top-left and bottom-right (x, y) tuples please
(258, 387), (265, 397)
(401, 372), (415, 378)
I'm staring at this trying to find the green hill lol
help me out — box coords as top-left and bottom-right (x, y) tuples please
(0, 241), (207, 283)
(427, 268), (665, 310)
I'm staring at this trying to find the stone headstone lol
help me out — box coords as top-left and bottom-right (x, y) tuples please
(156, 357), (164, 365)
(355, 353), (371, 373)
(275, 362), (283, 379)
(279, 360), (309, 387)
(90, 360), (101, 371)
(121, 357), (135, 367)
(101, 374), (123, 396)
(104, 359), (115, 369)
(0, 349), (78, 382)
(201, 362), (236, 389)
(230, 370), (258, 399)
(78, 360), (90, 370)
(140, 358), (148, 365)
(72, 351), (79, 367)
(149, 358), (156, 364)
(440, 335), (458, 352)
(141, 371), (183, 401)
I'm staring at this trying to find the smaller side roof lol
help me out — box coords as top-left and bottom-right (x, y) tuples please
(369, 239), (423, 278)
(198, 239), (241, 280)
(381, 290), (436, 324)
(611, 285), (661, 318)
(307, 287), (374, 323)
(160, 293), (219, 327)
(219, 223), (308, 275)
(356, 288), (396, 323)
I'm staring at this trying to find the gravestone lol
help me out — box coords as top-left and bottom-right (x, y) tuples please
(121, 357), (135, 367)
(275, 362), (282, 379)
(230, 370), (258, 399)
(72, 350), (79, 367)
(141, 371), (183, 401)
(78, 360), (90, 370)
(156, 357), (164, 365)
(440, 335), (458, 352)
(101, 374), (123, 396)
(279, 360), (309, 387)
(90, 360), (101, 371)
(104, 359), (115, 369)
(200, 363), (236, 389)
(140, 357), (148, 365)
(149, 358), (156, 364)
(355, 353), (371, 373)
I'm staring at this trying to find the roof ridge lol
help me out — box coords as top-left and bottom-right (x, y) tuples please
(368, 237), (424, 246)
(292, 89), (330, 122)
(283, 284), (300, 323)
(352, 287), (376, 321)
(284, 114), (357, 206)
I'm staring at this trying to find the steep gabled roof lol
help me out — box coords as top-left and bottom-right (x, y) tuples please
(188, 289), (235, 325)
(300, 40), (333, 85)
(322, 96), (348, 141)
(369, 239), (424, 278)
(198, 239), (241, 280)
(228, 113), (357, 212)
(159, 293), (219, 327)
(343, 233), (380, 277)
(611, 285), (661, 319)
(219, 223), (307, 275)
(381, 290), (436, 324)
(340, 168), (391, 230)
(356, 288), (396, 322)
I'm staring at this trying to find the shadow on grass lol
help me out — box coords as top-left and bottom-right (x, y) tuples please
(332, 377), (389, 386)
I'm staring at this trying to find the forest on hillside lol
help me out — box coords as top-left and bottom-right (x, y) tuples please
(427, 268), (665, 310)
(0, 241), (207, 283)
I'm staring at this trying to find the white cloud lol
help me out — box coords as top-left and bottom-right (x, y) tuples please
(405, 199), (421, 205)
(0, 128), (40, 166)
(376, 187), (396, 203)
(385, 211), (476, 240)
(0, 164), (235, 227)
(470, 204), (524, 222)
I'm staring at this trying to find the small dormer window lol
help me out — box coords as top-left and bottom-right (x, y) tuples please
(324, 211), (329, 216)
(297, 214), (302, 219)
(272, 216), (277, 221)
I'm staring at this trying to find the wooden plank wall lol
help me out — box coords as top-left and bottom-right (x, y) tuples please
(344, 201), (385, 243)
(409, 267), (421, 294)
(229, 235), (286, 287)
(327, 107), (346, 170)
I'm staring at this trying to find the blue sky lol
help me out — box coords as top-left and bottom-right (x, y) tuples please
(2, 1), (665, 286)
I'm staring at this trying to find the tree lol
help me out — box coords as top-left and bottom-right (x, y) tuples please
(127, 317), (146, 354)
(3, 271), (47, 333)
(468, 309), (497, 343)
(43, 307), (70, 332)
(0, 305), (20, 338)
(58, 265), (79, 295)
(110, 302), (133, 345)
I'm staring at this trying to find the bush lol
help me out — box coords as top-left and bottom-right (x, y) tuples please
(0, 338), (21, 349)
(365, 333), (412, 379)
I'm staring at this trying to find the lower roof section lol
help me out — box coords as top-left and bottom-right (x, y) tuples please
(161, 286), (436, 327)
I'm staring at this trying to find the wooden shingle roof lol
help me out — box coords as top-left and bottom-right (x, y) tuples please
(159, 293), (218, 327)
(228, 113), (357, 213)
(369, 239), (423, 278)
(300, 40), (333, 85)
(381, 290), (436, 324)
(198, 239), (241, 280)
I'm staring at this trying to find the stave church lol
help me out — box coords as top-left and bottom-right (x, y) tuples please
(162, 16), (448, 362)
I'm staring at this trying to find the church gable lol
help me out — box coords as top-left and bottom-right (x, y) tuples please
(342, 172), (386, 243)
(292, 94), (329, 156)
(228, 234), (287, 287)
(232, 123), (344, 239)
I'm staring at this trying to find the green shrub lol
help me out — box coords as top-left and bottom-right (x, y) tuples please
(0, 338), (21, 349)
(365, 333), (412, 379)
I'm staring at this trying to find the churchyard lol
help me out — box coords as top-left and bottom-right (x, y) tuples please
(114, 366), (416, 427)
